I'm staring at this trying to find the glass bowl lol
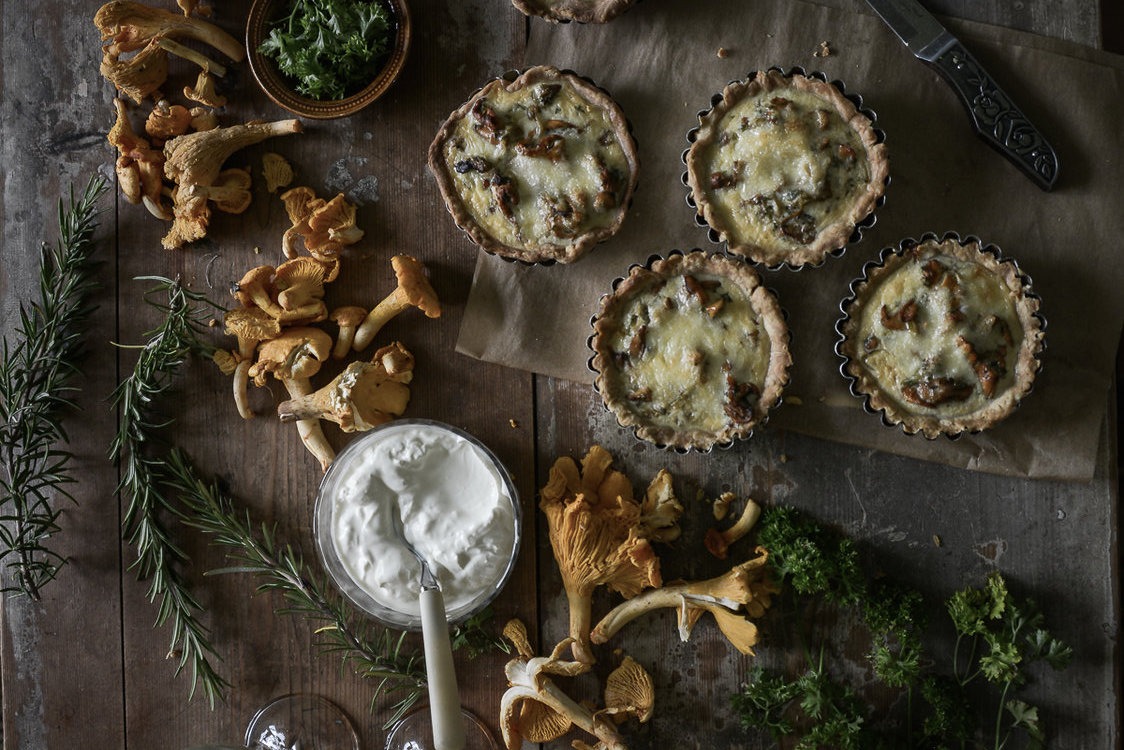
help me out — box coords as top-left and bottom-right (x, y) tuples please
(314, 419), (521, 630)
(245, 0), (411, 119)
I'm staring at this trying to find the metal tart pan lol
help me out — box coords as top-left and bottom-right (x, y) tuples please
(428, 66), (640, 267)
(586, 249), (793, 453)
(834, 230), (1046, 440)
(682, 66), (889, 272)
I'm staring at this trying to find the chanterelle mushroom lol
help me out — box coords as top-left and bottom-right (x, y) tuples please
(222, 307), (281, 419)
(280, 188), (364, 263)
(184, 69), (226, 108)
(590, 549), (778, 656)
(109, 98), (168, 217)
(704, 496), (762, 560)
(539, 445), (680, 664)
(162, 118), (302, 249)
(601, 656), (655, 725)
(499, 620), (627, 750)
(277, 342), (415, 432)
(329, 306), (367, 359)
(95, 0), (245, 62)
(99, 38), (168, 103)
(352, 255), (442, 352)
(248, 327), (335, 471)
(261, 152), (294, 194)
(145, 99), (192, 143)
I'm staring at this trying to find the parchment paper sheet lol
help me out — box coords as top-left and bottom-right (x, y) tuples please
(456, 0), (1124, 481)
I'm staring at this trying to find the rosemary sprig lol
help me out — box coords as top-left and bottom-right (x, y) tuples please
(0, 176), (108, 599)
(110, 277), (229, 706)
(164, 448), (428, 725)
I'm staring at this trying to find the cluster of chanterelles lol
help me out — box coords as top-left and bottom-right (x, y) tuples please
(500, 445), (778, 749)
(218, 210), (440, 471)
(97, 1), (302, 249)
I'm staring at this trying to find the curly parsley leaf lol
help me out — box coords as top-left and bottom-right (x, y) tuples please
(259, 0), (392, 100)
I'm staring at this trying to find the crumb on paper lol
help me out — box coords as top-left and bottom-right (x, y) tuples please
(787, 395), (803, 406)
(814, 40), (832, 58)
(716, 46), (729, 58)
(933, 534), (942, 547)
(508, 418), (519, 429)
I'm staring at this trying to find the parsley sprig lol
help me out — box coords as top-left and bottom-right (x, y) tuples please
(259, 0), (393, 100)
(735, 506), (1071, 749)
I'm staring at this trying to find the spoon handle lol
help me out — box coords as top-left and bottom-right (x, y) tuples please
(419, 587), (466, 750)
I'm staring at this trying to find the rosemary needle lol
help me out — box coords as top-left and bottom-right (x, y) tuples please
(0, 176), (108, 599)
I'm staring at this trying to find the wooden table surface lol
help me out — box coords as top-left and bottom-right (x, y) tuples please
(0, 1), (1115, 749)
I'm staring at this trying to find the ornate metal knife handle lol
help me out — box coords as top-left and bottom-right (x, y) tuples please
(930, 42), (1059, 191)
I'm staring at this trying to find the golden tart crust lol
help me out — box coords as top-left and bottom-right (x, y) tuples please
(686, 70), (888, 268)
(590, 251), (792, 450)
(428, 66), (639, 264)
(838, 236), (1044, 438)
(511, 0), (637, 23)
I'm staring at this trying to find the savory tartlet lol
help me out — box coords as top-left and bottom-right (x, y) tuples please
(685, 69), (888, 268)
(510, 0), (637, 23)
(837, 234), (1044, 438)
(428, 66), (639, 264)
(590, 251), (792, 450)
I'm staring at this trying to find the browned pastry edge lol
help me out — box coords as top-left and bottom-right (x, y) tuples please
(838, 236), (1044, 438)
(511, 0), (638, 24)
(685, 69), (889, 268)
(427, 65), (640, 264)
(590, 250), (792, 450)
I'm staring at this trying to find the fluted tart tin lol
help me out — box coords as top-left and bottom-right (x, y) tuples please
(683, 67), (888, 271)
(428, 65), (640, 266)
(588, 250), (792, 452)
(836, 232), (1045, 439)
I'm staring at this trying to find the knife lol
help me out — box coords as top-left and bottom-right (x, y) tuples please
(865, 0), (1059, 191)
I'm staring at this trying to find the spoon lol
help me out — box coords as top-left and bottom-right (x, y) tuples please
(391, 506), (466, 750)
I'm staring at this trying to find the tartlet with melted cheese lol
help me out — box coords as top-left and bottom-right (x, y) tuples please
(685, 70), (888, 268)
(428, 66), (639, 264)
(511, 0), (636, 23)
(837, 235), (1044, 438)
(590, 251), (792, 450)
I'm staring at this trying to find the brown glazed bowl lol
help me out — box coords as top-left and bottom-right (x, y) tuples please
(246, 0), (411, 119)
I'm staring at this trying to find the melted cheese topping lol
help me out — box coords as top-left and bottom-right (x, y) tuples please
(699, 87), (870, 253)
(442, 79), (631, 252)
(855, 253), (1025, 417)
(604, 273), (770, 434)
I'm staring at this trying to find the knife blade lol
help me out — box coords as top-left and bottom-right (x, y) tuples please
(866, 0), (1059, 191)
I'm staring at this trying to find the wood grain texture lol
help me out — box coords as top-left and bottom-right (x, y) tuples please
(0, 0), (1113, 749)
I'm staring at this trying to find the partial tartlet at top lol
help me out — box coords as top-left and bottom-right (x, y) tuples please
(590, 251), (792, 451)
(685, 69), (888, 269)
(837, 234), (1045, 438)
(428, 65), (639, 264)
(510, 0), (637, 23)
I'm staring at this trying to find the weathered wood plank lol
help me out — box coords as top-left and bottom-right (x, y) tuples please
(0, 1), (127, 748)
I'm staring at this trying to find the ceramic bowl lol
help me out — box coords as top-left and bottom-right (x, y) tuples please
(245, 0), (411, 119)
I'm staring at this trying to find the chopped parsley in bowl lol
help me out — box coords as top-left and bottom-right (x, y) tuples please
(246, 0), (411, 118)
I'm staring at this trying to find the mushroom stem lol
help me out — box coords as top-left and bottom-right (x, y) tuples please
(155, 37), (226, 76)
(351, 290), (409, 352)
(567, 592), (597, 665)
(282, 377), (334, 471)
(232, 359), (253, 418)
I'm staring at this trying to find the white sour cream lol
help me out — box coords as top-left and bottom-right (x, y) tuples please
(321, 421), (518, 621)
